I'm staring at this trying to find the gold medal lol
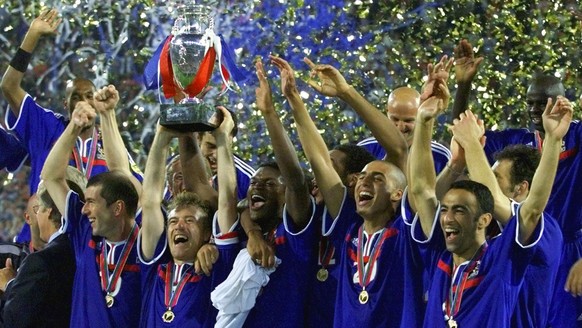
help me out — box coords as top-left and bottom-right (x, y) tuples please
(105, 294), (115, 308)
(162, 309), (175, 323)
(359, 290), (369, 304)
(447, 319), (458, 328)
(316, 268), (329, 282)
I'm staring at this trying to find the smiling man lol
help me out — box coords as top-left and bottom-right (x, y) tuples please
(139, 107), (239, 327)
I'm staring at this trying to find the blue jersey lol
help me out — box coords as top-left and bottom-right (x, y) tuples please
(212, 155), (255, 201)
(5, 95), (143, 195)
(138, 213), (239, 328)
(325, 187), (424, 328)
(413, 203), (553, 328)
(358, 137), (451, 173)
(0, 125), (27, 172)
(63, 191), (141, 328)
(512, 204), (562, 328)
(484, 123), (582, 235)
(243, 198), (318, 328)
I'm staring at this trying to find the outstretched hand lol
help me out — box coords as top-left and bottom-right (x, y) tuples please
(303, 57), (351, 98)
(255, 60), (275, 113)
(420, 55), (453, 103)
(453, 39), (484, 84)
(30, 8), (62, 36)
(542, 96), (573, 140)
(212, 106), (235, 139)
(418, 83), (449, 122)
(270, 55), (299, 98)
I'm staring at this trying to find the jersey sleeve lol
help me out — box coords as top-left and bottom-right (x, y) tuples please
(281, 196), (319, 261)
(321, 186), (362, 247)
(0, 126), (27, 173)
(410, 201), (446, 277)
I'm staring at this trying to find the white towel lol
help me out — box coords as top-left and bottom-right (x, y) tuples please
(211, 248), (281, 328)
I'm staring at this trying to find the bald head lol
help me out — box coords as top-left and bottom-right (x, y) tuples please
(386, 87), (421, 146)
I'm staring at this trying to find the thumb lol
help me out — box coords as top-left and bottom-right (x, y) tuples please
(5, 258), (13, 270)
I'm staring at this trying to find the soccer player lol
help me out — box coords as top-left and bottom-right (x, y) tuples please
(41, 85), (142, 327)
(292, 56), (424, 327)
(138, 106), (239, 327)
(453, 39), (582, 325)
(408, 90), (570, 326)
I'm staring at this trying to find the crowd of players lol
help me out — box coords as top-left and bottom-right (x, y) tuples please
(0, 7), (581, 328)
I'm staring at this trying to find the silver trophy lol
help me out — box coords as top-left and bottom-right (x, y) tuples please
(159, 1), (218, 132)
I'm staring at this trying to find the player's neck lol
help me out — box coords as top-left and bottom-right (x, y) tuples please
(362, 216), (390, 235)
(107, 218), (136, 242)
(452, 239), (486, 267)
(79, 125), (96, 141)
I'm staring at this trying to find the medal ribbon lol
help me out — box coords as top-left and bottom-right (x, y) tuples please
(357, 226), (389, 291)
(535, 130), (577, 161)
(445, 243), (488, 320)
(99, 223), (139, 294)
(318, 236), (335, 269)
(164, 262), (193, 310)
(72, 127), (99, 179)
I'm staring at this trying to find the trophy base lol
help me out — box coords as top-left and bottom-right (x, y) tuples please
(159, 102), (218, 132)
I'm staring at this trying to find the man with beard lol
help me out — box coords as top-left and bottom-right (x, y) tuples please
(409, 91), (570, 327)
(138, 106), (239, 327)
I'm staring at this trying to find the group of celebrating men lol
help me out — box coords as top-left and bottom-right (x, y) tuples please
(0, 7), (580, 328)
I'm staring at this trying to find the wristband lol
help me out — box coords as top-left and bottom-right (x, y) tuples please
(9, 48), (32, 73)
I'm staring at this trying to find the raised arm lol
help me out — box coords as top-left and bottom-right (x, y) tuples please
(1, 9), (62, 116)
(93, 85), (142, 195)
(41, 102), (95, 216)
(451, 39), (484, 120)
(179, 134), (218, 210)
(435, 137), (466, 200)
(450, 110), (512, 223)
(264, 57), (312, 228)
(518, 96), (572, 243)
(270, 58), (343, 218)
(408, 84), (448, 237)
(140, 125), (175, 260)
(213, 106), (238, 233)
(304, 57), (408, 172)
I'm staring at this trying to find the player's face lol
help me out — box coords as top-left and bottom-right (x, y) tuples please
(167, 206), (209, 264)
(199, 133), (218, 175)
(168, 160), (184, 197)
(82, 185), (119, 239)
(247, 167), (285, 222)
(66, 80), (96, 117)
(26, 195), (40, 239)
(354, 161), (397, 220)
(492, 159), (519, 200)
(387, 103), (417, 147)
(440, 189), (482, 260)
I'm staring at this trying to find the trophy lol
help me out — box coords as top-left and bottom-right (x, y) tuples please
(159, 1), (219, 132)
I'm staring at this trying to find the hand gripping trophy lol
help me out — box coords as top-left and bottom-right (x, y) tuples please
(144, 0), (247, 131)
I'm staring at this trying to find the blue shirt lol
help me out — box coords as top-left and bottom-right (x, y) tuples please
(5, 95), (143, 195)
(358, 137), (451, 173)
(324, 187), (424, 328)
(413, 202), (551, 328)
(243, 198), (318, 328)
(138, 213), (240, 328)
(0, 125), (27, 172)
(63, 191), (141, 328)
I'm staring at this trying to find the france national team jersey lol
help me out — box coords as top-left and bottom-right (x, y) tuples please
(412, 202), (552, 328)
(323, 187), (424, 328)
(138, 213), (239, 328)
(212, 155), (255, 200)
(484, 123), (582, 235)
(242, 198), (318, 328)
(0, 125), (27, 172)
(63, 190), (141, 328)
(484, 123), (582, 327)
(358, 137), (451, 173)
(5, 94), (143, 195)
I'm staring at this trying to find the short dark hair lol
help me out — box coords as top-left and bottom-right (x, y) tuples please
(87, 171), (139, 217)
(448, 180), (494, 217)
(38, 180), (86, 227)
(334, 144), (375, 174)
(494, 145), (540, 187)
(257, 161), (280, 172)
(167, 192), (213, 232)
